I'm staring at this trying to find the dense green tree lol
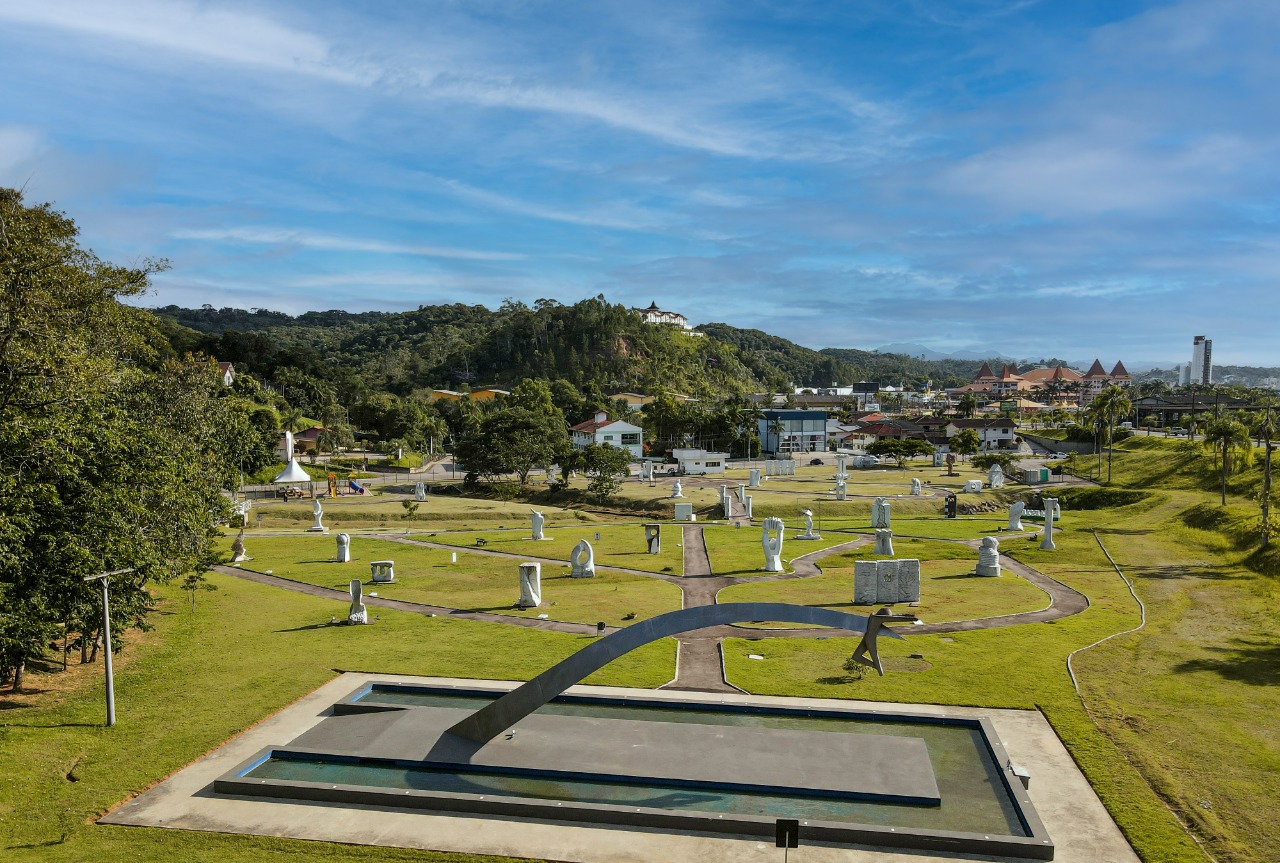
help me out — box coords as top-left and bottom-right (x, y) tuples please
(866, 438), (934, 468)
(950, 428), (980, 460)
(455, 407), (568, 484)
(0, 189), (237, 687)
(563, 443), (633, 499)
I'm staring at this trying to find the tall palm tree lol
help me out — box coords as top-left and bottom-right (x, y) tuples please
(1093, 385), (1132, 484)
(956, 392), (978, 419)
(1202, 418), (1254, 505)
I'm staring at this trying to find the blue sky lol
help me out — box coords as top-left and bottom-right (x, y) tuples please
(2, 1), (1278, 366)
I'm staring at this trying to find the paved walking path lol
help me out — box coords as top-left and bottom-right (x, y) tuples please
(216, 521), (1090, 694)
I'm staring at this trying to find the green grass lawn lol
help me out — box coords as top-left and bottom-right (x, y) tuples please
(718, 537), (1049, 625)
(229, 535), (682, 626)
(0, 574), (674, 863)
(697, 523), (856, 576)
(246, 494), (603, 531)
(10, 439), (1280, 863)
(424, 523), (685, 575)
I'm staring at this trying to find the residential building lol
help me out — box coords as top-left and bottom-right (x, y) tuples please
(216, 361), (235, 387)
(942, 418), (1018, 450)
(431, 387), (512, 402)
(570, 411), (644, 459)
(632, 301), (700, 334)
(670, 448), (729, 474)
(758, 409), (828, 454)
(610, 392), (696, 410)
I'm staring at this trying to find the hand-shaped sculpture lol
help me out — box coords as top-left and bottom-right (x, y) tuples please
(761, 516), (785, 572)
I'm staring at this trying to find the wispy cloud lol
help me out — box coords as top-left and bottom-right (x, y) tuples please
(170, 227), (524, 261)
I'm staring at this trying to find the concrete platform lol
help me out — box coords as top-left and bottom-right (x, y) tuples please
(283, 705), (941, 805)
(101, 673), (1141, 863)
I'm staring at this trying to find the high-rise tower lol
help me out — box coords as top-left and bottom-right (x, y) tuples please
(1187, 336), (1212, 386)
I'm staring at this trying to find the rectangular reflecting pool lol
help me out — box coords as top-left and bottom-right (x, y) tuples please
(216, 681), (1054, 860)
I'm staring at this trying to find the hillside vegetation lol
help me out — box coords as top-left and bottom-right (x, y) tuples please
(153, 299), (1001, 400)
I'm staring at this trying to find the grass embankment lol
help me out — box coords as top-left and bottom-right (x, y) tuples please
(727, 437), (1280, 863)
(0, 575), (674, 863)
(719, 537), (1048, 625)
(229, 535), (682, 627)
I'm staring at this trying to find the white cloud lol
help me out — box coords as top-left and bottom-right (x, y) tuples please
(0, 0), (367, 83)
(170, 227), (524, 261)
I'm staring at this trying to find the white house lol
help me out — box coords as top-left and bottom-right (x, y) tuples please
(670, 448), (729, 475)
(570, 411), (644, 459)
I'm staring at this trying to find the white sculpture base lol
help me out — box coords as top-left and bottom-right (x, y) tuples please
(796, 532), (822, 540)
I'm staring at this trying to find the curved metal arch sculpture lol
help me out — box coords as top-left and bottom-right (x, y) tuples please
(446, 602), (906, 745)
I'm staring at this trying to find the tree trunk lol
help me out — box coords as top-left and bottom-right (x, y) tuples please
(12, 661), (24, 691)
(1221, 443), (1228, 506)
(1263, 420), (1272, 550)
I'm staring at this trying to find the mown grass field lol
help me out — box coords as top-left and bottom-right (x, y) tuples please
(8, 436), (1278, 862)
(224, 535), (683, 626)
(0, 575), (674, 863)
(718, 537), (1049, 624)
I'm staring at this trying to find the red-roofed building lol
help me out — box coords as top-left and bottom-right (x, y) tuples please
(570, 411), (644, 458)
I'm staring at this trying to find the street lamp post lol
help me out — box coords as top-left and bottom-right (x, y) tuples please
(83, 568), (134, 727)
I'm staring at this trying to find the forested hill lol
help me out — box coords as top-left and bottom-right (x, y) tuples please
(150, 298), (994, 401)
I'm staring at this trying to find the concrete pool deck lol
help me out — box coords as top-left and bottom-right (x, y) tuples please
(101, 673), (1140, 863)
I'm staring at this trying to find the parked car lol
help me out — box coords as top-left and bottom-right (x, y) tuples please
(1049, 452), (1068, 460)
(1170, 427), (1187, 436)
(809, 457), (824, 466)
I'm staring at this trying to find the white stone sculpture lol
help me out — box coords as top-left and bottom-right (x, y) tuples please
(761, 517), (785, 572)
(766, 461), (775, 477)
(871, 498), (891, 529)
(370, 560), (395, 583)
(674, 502), (695, 522)
(308, 499), (326, 533)
(671, 480), (684, 498)
(835, 455), (848, 480)
(230, 529), (251, 563)
(722, 494), (734, 520)
(347, 579), (368, 624)
(874, 528), (894, 556)
(797, 509), (821, 540)
(988, 464), (1005, 489)
(910, 478), (922, 495)
(743, 495), (753, 519)
(749, 469), (761, 487)
(644, 523), (661, 554)
(517, 562), (542, 608)
(234, 498), (252, 518)
(530, 510), (546, 541)
(1008, 501), (1026, 531)
(570, 540), (596, 578)
(933, 451), (947, 467)
(414, 482), (427, 501)
(639, 461), (653, 481)
(1040, 498), (1058, 550)
(834, 478), (847, 500)
(963, 479), (983, 493)
(854, 559), (921, 604)
(976, 537), (1002, 576)
(335, 533), (351, 563)
(736, 482), (746, 504)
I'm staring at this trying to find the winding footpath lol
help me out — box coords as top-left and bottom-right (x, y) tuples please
(217, 523), (1089, 693)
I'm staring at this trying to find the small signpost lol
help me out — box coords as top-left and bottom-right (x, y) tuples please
(776, 818), (799, 861)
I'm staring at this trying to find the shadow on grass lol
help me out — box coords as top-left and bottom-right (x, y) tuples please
(1130, 563), (1239, 581)
(1173, 638), (1280, 685)
(1092, 528), (1155, 536)
(274, 622), (340, 633)
(934, 573), (986, 580)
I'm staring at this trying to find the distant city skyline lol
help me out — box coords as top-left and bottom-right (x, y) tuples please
(3, 1), (1279, 364)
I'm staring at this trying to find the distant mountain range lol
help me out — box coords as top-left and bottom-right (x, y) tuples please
(873, 342), (1171, 373)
